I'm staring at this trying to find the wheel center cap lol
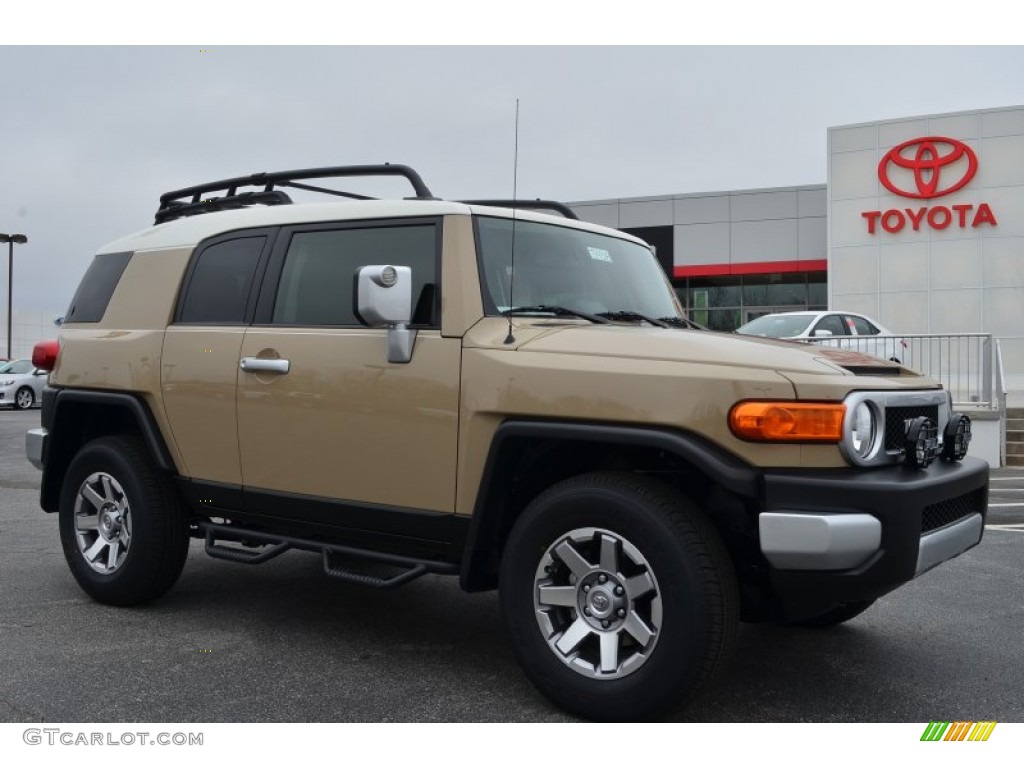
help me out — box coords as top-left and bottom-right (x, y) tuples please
(99, 508), (121, 538)
(587, 587), (614, 618)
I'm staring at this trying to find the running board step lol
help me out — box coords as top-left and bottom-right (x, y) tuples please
(199, 521), (458, 589)
(322, 553), (428, 589)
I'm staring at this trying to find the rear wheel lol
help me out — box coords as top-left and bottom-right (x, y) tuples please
(58, 436), (189, 606)
(500, 472), (738, 721)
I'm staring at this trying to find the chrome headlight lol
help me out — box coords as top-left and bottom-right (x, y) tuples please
(843, 399), (884, 466)
(848, 401), (879, 461)
(0, 378), (15, 386)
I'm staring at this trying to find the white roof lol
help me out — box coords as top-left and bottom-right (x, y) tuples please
(98, 199), (647, 254)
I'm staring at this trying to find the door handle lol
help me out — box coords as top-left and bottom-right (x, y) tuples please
(240, 357), (290, 374)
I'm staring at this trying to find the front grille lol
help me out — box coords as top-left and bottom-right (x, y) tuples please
(885, 405), (939, 451)
(922, 490), (984, 534)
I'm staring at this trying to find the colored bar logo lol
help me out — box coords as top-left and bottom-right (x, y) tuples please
(921, 722), (997, 741)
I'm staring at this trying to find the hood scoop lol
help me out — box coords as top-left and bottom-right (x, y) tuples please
(840, 364), (903, 376)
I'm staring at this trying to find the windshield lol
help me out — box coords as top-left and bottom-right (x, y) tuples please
(0, 360), (33, 374)
(475, 216), (682, 320)
(736, 314), (815, 338)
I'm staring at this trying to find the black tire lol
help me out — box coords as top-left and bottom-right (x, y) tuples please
(790, 600), (875, 628)
(58, 436), (189, 606)
(499, 471), (738, 721)
(14, 386), (34, 410)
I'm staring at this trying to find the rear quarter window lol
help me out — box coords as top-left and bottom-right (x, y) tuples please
(64, 252), (133, 323)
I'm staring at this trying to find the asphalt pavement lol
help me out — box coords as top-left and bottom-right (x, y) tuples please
(1, 408), (1021, 722)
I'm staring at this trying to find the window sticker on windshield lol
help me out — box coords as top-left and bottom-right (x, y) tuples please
(587, 247), (612, 263)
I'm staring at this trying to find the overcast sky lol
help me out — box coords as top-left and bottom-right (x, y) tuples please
(2, 45), (1023, 313)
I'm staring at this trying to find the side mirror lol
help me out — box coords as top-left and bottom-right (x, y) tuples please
(812, 329), (833, 337)
(355, 265), (417, 364)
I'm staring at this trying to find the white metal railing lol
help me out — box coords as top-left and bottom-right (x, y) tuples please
(808, 333), (999, 409)
(996, 338), (1007, 466)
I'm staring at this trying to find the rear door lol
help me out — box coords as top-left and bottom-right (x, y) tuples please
(161, 232), (273, 493)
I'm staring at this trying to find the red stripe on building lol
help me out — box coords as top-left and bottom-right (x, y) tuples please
(673, 259), (827, 278)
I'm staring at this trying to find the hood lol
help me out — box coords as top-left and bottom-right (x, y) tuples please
(512, 324), (904, 376)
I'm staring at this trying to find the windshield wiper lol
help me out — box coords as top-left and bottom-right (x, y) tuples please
(596, 310), (670, 328)
(658, 316), (707, 330)
(502, 305), (610, 324)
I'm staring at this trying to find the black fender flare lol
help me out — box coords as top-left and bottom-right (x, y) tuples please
(459, 420), (761, 591)
(39, 388), (177, 511)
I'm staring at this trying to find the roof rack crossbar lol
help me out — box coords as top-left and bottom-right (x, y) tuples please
(459, 199), (579, 220)
(155, 163), (435, 224)
(279, 180), (375, 200)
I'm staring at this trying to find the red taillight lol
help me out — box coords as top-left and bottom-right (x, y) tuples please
(32, 339), (59, 371)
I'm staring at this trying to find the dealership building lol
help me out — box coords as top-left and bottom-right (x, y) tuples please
(571, 104), (1024, 466)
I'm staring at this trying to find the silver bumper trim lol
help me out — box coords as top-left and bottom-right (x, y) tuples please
(759, 512), (881, 570)
(916, 513), (983, 576)
(26, 428), (47, 471)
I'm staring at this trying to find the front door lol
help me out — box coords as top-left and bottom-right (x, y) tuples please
(236, 218), (460, 517)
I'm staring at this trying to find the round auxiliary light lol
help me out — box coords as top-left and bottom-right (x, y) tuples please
(378, 265), (398, 287)
(941, 414), (972, 462)
(849, 401), (877, 460)
(904, 416), (939, 469)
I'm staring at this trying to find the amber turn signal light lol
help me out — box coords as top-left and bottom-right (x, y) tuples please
(729, 401), (845, 443)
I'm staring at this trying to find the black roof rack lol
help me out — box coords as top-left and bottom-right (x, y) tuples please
(459, 199), (579, 220)
(154, 163), (437, 224)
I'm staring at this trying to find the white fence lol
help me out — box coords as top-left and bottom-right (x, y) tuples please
(809, 333), (1002, 410)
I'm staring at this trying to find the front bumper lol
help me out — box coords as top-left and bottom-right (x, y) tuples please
(759, 456), (988, 618)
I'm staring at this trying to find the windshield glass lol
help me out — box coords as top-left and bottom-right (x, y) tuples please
(475, 216), (682, 320)
(0, 360), (32, 374)
(736, 314), (815, 338)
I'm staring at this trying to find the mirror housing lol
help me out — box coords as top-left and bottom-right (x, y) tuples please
(812, 329), (833, 338)
(355, 265), (417, 364)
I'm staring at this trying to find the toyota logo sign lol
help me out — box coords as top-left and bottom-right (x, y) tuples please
(878, 136), (978, 199)
(862, 135), (997, 235)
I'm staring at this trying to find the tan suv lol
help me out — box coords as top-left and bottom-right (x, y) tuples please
(26, 165), (988, 721)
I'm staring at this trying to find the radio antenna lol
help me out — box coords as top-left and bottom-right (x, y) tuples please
(503, 98), (520, 345)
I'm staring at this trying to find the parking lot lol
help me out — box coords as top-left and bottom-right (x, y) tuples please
(1, 407), (1022, 723)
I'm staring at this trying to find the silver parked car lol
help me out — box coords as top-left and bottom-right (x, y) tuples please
(736, 311), (908, 362)
(0, 359), (46, 410)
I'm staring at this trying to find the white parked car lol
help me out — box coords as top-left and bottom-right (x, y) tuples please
(736, 311), (907, 362)
(0, 359), (47, 410)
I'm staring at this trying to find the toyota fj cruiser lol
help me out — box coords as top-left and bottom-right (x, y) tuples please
(26, 164), (988, 721)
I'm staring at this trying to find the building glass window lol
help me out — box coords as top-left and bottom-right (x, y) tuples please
(675, 270), (827, 332)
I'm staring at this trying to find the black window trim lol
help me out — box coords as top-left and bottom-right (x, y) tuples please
(172, 227), (280, 326)
(251, 216), (444, 329)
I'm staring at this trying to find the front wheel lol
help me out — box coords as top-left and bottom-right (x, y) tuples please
(58, 436), (189, 606)
(500, 472), (738, 721)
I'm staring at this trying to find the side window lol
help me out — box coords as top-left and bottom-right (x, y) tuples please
(65, 252), (133, 323)
(846, 315), (879, 335)
(272, 224), (438, 327)
(179, 237), (266, 324)
(7, 360), (34, 374)
(813, 314), (847, 336)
